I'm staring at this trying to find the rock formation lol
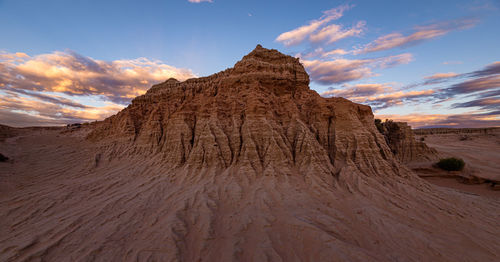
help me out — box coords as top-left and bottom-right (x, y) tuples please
(375, 120), (439, 163)
(89, 44), (399, 179)
(1, 45), (499, 262)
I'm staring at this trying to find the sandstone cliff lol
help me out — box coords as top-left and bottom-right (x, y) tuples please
(376, 120), (439, 163)
(89, 44), (399, 180)
(1, 46), (499, 262)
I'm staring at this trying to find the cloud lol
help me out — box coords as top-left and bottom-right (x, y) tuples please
(376, 112), (500, 128)
(359, 18), (478, 53)
(302, 53), (413, 84)
(0, 50), (195, 104)
(275, 4), (351, 46)
(188, 0), (213, 3)
(424, 72), (459, 80)
(414, 72), (461, 86)
(3, 88), (89, 108)
(0, 50), (196, 127)
(452, 97), (500, 110)
(0, 92), (123, 127)
(0, 51), (30, 62)
(403, 61), (500, 92)
(366, 90), (435, 109)
(320, 48), (348, 57)
(0, 109), (74, 127)
(302, 59), (373, 84)
(445, 75), (500, 96)
(321, 82), (434, 110)
(468, 61), (500, 77)
(439, 62), (500, 97)
(400, 61), (500, 115)
(309, 21), (365, 44)
(321, 83), (392, 99)
(296, 48), (349, 59)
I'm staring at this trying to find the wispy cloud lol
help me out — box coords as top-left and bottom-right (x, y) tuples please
(358, 18), (478, 54)
(0, 92), (123, 127)
(366, 89), (435, 109)
(452, 97), (500, 110)
(275, 4), (352, 46)
(188, 0), (213, 3)
(403, 61), (499, 91)
(425, 72), (459, 80)
(296, 48), (349, 59)
(303, 53), (412, 84)
(3, 88), (89, 108)
(309, 21), (366, 44)
(468, 61), (500, 77)
(376, 112), (500, 128)
(321, 83), (392, 99)
(444, 75), (500, 96)
(322, 82), (434, 110)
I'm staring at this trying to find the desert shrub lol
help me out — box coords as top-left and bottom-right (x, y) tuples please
(0, 153), (8, 162)
(437, 157), (465, 171)
(420, 137), (425, 141)
(374, 119), (383, 133)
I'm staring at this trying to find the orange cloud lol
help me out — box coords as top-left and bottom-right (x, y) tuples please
(321, 49), (348, 57)
(0, 50), (195, 104)
(0, 50), (196, 127)
(424, 72), (459, 80)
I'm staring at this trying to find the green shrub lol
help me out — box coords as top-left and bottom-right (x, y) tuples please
(437, 157), (465, 171)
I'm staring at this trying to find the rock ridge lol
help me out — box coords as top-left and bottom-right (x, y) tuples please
(88, 45), (399, 179)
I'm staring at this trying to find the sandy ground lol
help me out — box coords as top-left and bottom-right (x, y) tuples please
(416, 130), (500, 181)
(1, 127), (499, 261)
(412, 130), (500, 198)
(423, 177), (498, 198)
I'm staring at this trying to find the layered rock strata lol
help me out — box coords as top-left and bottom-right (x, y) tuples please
(377, 120), (439, 163)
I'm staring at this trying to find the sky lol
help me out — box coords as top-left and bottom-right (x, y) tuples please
(0, 0), (499, 128)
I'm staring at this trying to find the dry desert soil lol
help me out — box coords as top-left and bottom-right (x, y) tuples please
(0, 46), (499, 262)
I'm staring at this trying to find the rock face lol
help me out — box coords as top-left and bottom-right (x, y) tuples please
(376, 120), (439, 163)
(1, 46), (499, 262)
(89, 44), (396, 179)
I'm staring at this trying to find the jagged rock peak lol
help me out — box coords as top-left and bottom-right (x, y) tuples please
(144, 45), (310, 97)
(239, 44), (301, 67)
(232, 45), (310, 85)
